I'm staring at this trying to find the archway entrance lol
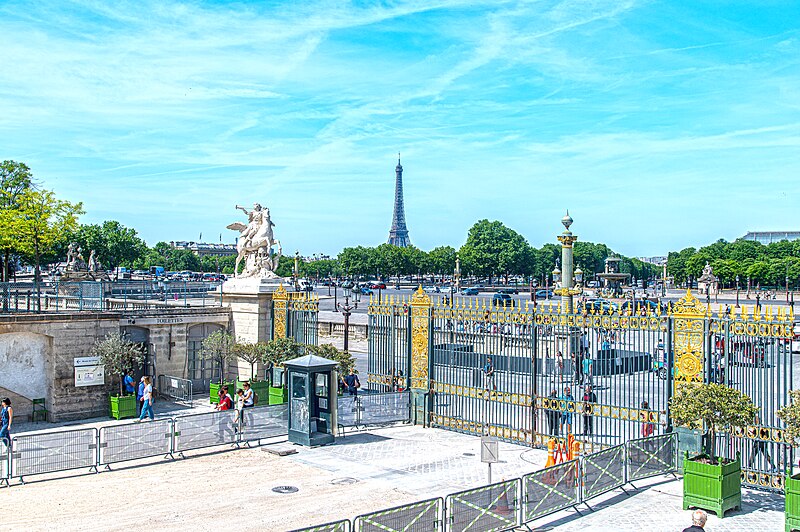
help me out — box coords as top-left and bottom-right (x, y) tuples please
(187, 324), (224, 392)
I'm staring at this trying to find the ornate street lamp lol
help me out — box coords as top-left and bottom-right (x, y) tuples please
(735, 274), (740, 308)
(335, 294), (358, 352)
(293, 250), (300, 291)
(553, 212), (581, 313)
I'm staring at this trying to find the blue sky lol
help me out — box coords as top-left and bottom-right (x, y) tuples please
(1, 1), (799, 257)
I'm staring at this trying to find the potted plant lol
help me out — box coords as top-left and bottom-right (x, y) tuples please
(92, 332), (145, 420)
(233, 341), (270, 406)
(263, 337), (303, 404)
(200, 329), (236, 404)
(778, 389), (800, 532)
(670, 382), (758, 518)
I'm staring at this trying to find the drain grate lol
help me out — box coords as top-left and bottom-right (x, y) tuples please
(272, 485), (299, 494)
(331, 477), (360, 485)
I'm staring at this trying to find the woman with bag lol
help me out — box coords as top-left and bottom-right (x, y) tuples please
(344, 368), (360, 397)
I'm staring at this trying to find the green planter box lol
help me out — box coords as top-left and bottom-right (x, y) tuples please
(235, 379), (270, 406)
(110, 394), (137, 420)
(209, 381), (237, 404)
(269, 386), (288, 405)
(786, 473), (800, 532)
(682, 455), (741, 518)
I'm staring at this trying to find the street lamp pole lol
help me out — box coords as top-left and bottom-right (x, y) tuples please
(293, 250), (300, 291)
(336, 294), (358, 353)
(555, 212), (579, 313)
(735, 275), (740, 308)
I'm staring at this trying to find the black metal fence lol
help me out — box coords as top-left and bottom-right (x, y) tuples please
(5, 405), (287, 483)
(299, 433), (678, 532)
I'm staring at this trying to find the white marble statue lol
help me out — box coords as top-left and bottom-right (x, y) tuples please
(227, 203), (282, 278)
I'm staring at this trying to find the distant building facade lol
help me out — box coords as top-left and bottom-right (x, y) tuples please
(170, 241), (237, 257)
(741, 231), (800, 245)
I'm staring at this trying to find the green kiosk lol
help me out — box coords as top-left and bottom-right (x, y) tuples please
(285, 354), (338, 447)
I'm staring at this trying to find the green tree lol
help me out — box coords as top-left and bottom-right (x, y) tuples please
(305, 343), (357, 375)
(0, 160), (34, 281)
(670, 383), (758, 457)
(233, 341), (266, 381)
(14, 189), (83, 282)
(70, 220), (147, 270)
(200, 329), (235, 385)
(91, 332), (145, 396)
(427, 245), (457, 281)
(459, 220), (530, 283)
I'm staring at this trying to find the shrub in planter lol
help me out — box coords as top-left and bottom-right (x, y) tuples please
(92, 332), (145, 420)
(670, 382), (758, 518)
(778, 389), (800, 532)
(262, 337), (303, 404)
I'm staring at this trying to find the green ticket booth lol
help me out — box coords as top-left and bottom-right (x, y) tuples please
(285, 355), (338, 447)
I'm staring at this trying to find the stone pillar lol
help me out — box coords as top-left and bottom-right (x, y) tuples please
(221, 279), (290, 379)
(557, 212), (577, 314)
(409, 286), (432, 425)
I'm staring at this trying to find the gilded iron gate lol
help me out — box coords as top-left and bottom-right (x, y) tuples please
(366, 287), (795, 491)
(271, 285), (319, 346)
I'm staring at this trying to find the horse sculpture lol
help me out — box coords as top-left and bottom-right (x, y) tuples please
(227, 204), (281, 278)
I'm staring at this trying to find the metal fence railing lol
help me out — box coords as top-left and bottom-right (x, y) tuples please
(173, 410), (238, 454)
(290, 520), (352, 532)
(626, 433), (677, 483)
(447, 479), (519, 532)
(355, 497), (443, 532)
(11, 428), (98, 481)
(99, 419), (174, 466)
(581, 444), (626, 500)
(301, 433), (679, 532)
(337, 391), (410, 432)
(0, 439), (9, 486)
(522, 459), (580, 522)
(240, 404), (289, 444)
(4, 405), (288, 484)
(158, 375), (193, 406)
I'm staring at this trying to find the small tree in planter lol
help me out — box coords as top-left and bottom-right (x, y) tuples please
(777, 390), (800, 532)
(263, 337), (303, 404)
(200, 330), (235, 404)
(670, 382), (758, 518)
(306, 344), (357, 394)
(233, 341), (270, 405)
(92, 332), (144, 419)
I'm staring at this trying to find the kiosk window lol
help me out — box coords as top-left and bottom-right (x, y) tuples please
(315, 373), (328, 397)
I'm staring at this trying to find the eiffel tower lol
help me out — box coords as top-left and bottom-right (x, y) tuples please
(387, 154), (411, 247)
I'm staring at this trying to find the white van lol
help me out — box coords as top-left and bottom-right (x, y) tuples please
(792, 324), (800, 354)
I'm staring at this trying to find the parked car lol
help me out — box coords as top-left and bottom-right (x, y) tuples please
(422, 286), (440, 293)
(370, 282), (387, 289)
(462, 287), (479, 296)
(360, 286), (373, 295)
(492, 293), (513, 307)
(620, 300), (660, 313)
(497, 287), (518, 295)
(535, 289), (553, 299)
(582, 299), (618, 313)
(341, 280), (354, 289)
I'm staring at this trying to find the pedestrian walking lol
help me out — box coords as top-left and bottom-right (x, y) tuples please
(137, 376), (145, 415)
(560, 386), (574, 435)
(582, 385), (597, 436)
(748, 415), (776, 471)
(641, 400), (655, 438)
(137, 376), (154, 421)
(546, 389), (560, 436)
(344, 368), (361, 397)
(582, 356), (593, 386)
(0, 398), (13, 444)
(483, 356), (496, 391)
(682, 509), (707, 531)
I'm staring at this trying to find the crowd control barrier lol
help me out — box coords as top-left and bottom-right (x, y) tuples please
(338, 391), (410, 432)
(99, 419), (174, 466)
(240, 404), (289, 443)
(173, 410), (238, 453)
(290, 519), (351, 532)
(301, 433), (679, 532)
(158, 375), (193, 406)
(11, 427), (98, 482)
(355, 497), (443, 532)
(626, 433), (677, 483)
(447, 479), (519, 532)
(0, 439), (9, 486)
(522, 459), (581, 522)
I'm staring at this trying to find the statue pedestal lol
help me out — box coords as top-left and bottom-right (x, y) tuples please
(221, 278), (289, 344)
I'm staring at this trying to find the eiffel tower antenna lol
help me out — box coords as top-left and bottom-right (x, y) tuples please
(387, 154), (411, 247)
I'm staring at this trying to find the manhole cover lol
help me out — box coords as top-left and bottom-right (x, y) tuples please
(272, 485), (299, 494)
(463, 452), (475, 457)
(331, 477), (360, 485)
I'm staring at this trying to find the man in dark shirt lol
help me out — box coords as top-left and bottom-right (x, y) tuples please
(344, 369), (360, 397)
(682, 509), (707, 532)
(582, 385), (597, 436)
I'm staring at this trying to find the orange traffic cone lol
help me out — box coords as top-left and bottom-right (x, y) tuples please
(494, 482), (512, 515)
(545, 438), (555, 468)
(566, 434), (575, 461)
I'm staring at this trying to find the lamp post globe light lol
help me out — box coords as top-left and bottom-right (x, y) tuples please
(335, 293), (358, 353)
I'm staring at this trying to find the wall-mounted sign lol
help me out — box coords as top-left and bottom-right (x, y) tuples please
(74, 356), (101, 367)
(75, 365), (105, 387)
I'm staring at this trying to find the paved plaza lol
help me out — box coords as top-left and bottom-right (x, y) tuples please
(0, 419), (785, 532)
